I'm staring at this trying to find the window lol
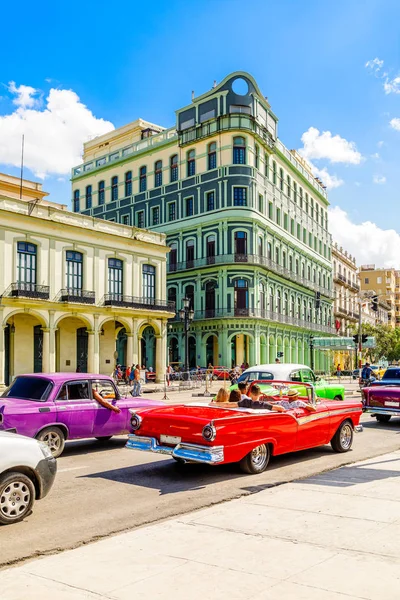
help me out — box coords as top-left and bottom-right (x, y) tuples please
(290, 218), (295, 235)
(17, 242), (37, 285)
(233, 187), (247, 206)
(267, 242), (272, 260)
(206, 235), (216, 263)
(91, 379), (118, 401)
(154, 160), (162, 187)
(305, 193), (309, 213)
(268, 201), (273, 219)
(299, 187), (303, 209)
(283, 213), (288, 230)
(293, 182), (297, 203)
(125, 171), (132, 197)
(66, 251), (83, 291)
(168, 202), (176, 221)
(310, 198), (314, 219)
(169, 245), (177, 271)
(309, 232), (312, 247)
(137, 211), (145, 228)
(264, 154), (269, 178)
(85, 185), (92, 209)
(98, 181), (105, 205)
(206, 191), (215, 211)
(287, 176), (291, 198)
(279, 168), (284, 191)
(303, 228), (307, 244)
(142, 264), (155, 301)
(365, 277), (369, 284)
(275, 247), (280, 265)
(289, 255), (293, 271)
(186, 240), (195, 267)
(186, 196), (194, 216)
(108, 258), (123, 297)
(139, 166), (147, 192)
(170, 154), (178, 182)
(208, 142), (217, 170)
(258, 194), (264, 213)
(258, 237), (263, 257)
(152, 206), (160, 225)
(276, 207), (281, 226)
(282, 251), (287, 269)
(255, 144), (260, 169)
(297, 223), (301, 239)
(73, 190), (80, 212)
(272, 161), (277, 185)
(377, 276), (382, 284)
(233, 136), (246, 164)
(187, 149), (195, 176)
(235, 231), (247, 255)
(122, 215), (130, 225)
(111, 176), (118, 201)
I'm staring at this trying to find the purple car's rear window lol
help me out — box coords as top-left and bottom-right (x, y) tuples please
(383, 369), (400, 379)
(2, 377), (53, 401)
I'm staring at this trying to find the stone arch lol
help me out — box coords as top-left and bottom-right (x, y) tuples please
(290, 338), (296, 363)
(268, 335), (275, 363)
(260, 333), (268, 364)
(3, 308), (48, 329)
(54, 312), (93, 331)
(283, 337), (290, 363)
(137, 319), (161, 337)
(98, 316), (133, 335)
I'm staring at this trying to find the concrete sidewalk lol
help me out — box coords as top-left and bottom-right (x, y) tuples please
(1, 451), (400, 600)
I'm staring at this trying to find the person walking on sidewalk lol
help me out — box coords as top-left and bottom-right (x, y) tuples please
(336, 363), (341, 379)
(132, 364), (142, 397)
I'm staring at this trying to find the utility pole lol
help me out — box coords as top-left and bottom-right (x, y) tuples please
(310, 335), (314, 371)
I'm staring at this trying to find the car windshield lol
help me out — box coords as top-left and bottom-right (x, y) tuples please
(383, 369), (400, 380)
(1, 377), (53, 401)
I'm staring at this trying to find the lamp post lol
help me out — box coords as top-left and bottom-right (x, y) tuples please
(309, 335), (315, 371)
(179, 297), (194, 373)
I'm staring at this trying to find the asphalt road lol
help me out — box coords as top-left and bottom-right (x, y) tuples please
(1, 405), (399, 568)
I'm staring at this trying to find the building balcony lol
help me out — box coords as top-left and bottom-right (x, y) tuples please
(348, 311), (360, 321)
(170, 307), (335, 334)
(57, 289), (96, 304)
(168, 253), (334, 299)
(335, 306), (348, 317)
(348, 279), (360, 292)
(102, 294), (175, 312)
(3, 282), (50, 300)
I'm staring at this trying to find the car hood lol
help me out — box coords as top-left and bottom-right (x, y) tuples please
(0, 429), (40, 444)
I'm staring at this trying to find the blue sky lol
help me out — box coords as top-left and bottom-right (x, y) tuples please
(1, 0), (400, 265)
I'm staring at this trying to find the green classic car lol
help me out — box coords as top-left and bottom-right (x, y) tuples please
(232, 363), (345, 400)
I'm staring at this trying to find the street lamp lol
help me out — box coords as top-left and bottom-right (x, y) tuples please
(309, 335), (314, 371)
(179, 297), (195, 373)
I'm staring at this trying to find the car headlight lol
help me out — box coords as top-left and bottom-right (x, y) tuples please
(202, 423), (216, 442)
(39, 441), (54, 459)
(130, 413), (142, 431)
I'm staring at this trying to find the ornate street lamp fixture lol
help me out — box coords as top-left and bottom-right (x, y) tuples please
(179, 297), (194, 373)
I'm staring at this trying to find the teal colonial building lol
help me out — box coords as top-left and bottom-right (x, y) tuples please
(72, 72), (334, 371)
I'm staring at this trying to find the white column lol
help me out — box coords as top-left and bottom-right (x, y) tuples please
(93, 315), (100, 374)
(126, 333), (134, 367)
(42, 328), (50, 373)
(155, 335), (166, 383)
(87, 331), (95, 373)
(0, 326), (5, 388)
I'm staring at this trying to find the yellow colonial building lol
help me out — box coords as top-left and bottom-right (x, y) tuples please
(0, 173), (173, 388)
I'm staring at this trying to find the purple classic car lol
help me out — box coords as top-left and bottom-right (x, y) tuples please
(0, 373), (163, 457)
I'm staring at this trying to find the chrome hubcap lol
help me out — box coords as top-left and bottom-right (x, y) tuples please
(340, 424), (352, 449)
(1, 481), (31, 519)
(251, 444), (268, 469)
(42, 431), (61, 454)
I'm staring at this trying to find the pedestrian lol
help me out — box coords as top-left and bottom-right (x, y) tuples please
(336, 363), (341, 379)
(132, 364), (142, 397)
(125, 365), (131, 384)
(166, 364), (173, 387)
(275, 357), (281, 364)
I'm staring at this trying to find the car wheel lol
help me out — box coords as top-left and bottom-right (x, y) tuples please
(95, 436), (113, 441)
(0, 472), (35, 525)
(36, 426), (65, 458)
(333, 395), (343, 401)
(376, 415), (391, 423)
(239, 444), (270, 474)
(172, 457), (186, 464)
(331, 420), (353, 453)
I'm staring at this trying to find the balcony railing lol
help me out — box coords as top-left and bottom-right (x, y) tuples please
(4, 282), (50, 300)
(169, 253), (334, 298)
(170, 307), (335, 334)
(348, 279), (360, 291)
(57, 289), (96, 304)
(102, 294), (175, 312)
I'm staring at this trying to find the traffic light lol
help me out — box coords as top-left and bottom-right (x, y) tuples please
(371, 295), (378, 312)
(315, 291), (321, 310)
(361, 334), (368, 343)
(353, 334), (359, 345)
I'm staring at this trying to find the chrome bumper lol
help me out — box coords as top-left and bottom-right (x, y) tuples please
(126, 435), (224, 464)
(364, 408), (400, 417)
(354, 425), (363, 433)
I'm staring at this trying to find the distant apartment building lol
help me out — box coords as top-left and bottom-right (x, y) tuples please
(359, 265), (396, 328)
(332, 243), (360, 336)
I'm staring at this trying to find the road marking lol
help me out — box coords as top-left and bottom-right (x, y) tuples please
(58, 466), (88, 473)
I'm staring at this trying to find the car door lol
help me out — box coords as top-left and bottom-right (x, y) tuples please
(301, 368), (326, 397)
(55, 380), (96, 439)
(294, 400), (330, 450)
(92, 379), (127, 436)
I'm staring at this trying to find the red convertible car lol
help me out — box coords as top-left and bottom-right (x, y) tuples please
(126, 381), (363, 474)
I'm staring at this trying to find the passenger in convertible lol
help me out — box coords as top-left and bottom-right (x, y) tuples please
(274, 388), (316, 412)
(213, 388), (230, 403)
(238, 384), (284, 412)
(238, 381), (251, 401)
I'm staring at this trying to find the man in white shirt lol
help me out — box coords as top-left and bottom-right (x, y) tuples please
(275, 388), (315, 412)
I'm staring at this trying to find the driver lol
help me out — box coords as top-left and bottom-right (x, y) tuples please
(92, 383), (121, 413)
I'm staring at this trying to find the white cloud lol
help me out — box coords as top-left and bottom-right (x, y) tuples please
(370, 152), (380, 159)
(384, 76), (400, 94)
(299, 127), (362, 165)
(373, 175), (386, 184)
(329, 206), (400, 268)
(311, 165), (344, 189)
(8, 81), (39, 108)
(0, 84), (114, 178)
(390, 117), (400, 131)
(354, 181), (361, 187)
(365, 57), (384, 75)
(377, 140), (384, 147)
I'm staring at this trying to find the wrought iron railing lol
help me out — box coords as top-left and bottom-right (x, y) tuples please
(168, 253), (334, 298)
(57, 289), (96, 304)
(170, 307), (335, 334)
(4, 282), (50, 300)
(102, 294), (175, 312)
